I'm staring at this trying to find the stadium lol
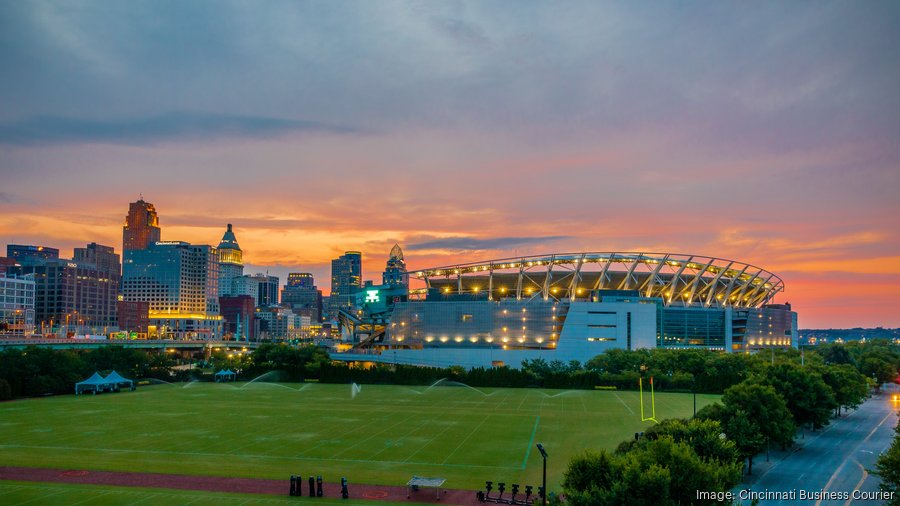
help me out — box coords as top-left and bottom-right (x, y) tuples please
(333, 251), (798, 369)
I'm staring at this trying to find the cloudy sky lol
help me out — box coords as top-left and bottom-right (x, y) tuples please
(1, 1), (898, 327)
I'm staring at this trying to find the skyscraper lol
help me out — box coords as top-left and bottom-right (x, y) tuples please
(217, 224), (244, 296)
(123, 198), (161, 251)
(8, 254), (119, 332)
(122, 241), (222, 339)
(382, 243), (408, 288)
(282, 273), (323, 322)
(329, 251), (362, 320)
(253, 273), (280, 306)
(74, 243), (121, 280)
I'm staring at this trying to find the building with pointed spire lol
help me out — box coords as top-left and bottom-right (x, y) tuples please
(217, 224), (244, 296)
(123, 198), (161, 252)
(383, 243), (408, 288)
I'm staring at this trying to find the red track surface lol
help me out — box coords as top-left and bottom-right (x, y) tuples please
(0, 466), (482, 505)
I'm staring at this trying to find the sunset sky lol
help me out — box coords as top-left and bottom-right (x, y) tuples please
(1, 1), (898, 328)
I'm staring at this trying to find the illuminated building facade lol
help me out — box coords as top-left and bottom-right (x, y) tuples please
(217, 224), (244, 296)
(329, 251), (362, 320)
(0, 273), (35, 337)
(122, 241), (222, 339)
(255, 306), (309, 340)
(123, 198), (161, 251)
(281, 273), (323, 323)
(332, 252), (799, 368)
(383, 244), (408, 288)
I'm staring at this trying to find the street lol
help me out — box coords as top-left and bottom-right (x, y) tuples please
(736, 385), (899, 505)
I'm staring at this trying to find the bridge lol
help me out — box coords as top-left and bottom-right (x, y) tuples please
(0, 338), (263, 352)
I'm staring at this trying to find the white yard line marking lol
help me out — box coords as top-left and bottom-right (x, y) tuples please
(441, 415), (490, 464)
(613, 392), (634, 415)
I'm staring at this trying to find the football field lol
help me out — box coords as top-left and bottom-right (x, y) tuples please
(0, 381), (717, 496)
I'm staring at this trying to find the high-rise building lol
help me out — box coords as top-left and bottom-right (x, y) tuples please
(6, 245), (59, 263)
(122, 241), (222, 339)
(217, 224), (244, 296)
(232, 275), (261, 306)
(123, 198), (161, 251)
(281, 273), (323, 323)
(0, 273), (35, 337)
(74, 243), (121, 280)
(8, 257), (119, 333)
(383, 244), (408, 288)
(329, 251), (362, 319)
(253, 273), (279, 306)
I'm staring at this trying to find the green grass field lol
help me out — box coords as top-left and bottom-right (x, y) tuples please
(0, 381), (717, 500)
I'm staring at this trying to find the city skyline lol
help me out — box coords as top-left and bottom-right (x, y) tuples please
(1, 2), (899, 328)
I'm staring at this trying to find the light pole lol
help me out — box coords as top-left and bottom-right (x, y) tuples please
(536, 443), (548, 506)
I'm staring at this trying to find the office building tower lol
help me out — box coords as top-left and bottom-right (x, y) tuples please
(0, 273), (35, 337)
(329, 251), (362, 319)
(74, 243), (121, 279)
(8, 256), (119, 332)
(232, 275), (261, 306)
(281, 273), (323, 323)
(252, 273), (279, 306)
(122, 241), (222, 339)
(123, 198), (161, 251)
(383, 244), (408, 288)
(217, 224), (244, 296)
(6, 245), (59, 263)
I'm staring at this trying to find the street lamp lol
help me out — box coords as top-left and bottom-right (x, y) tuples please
(536, 443), (548, 506)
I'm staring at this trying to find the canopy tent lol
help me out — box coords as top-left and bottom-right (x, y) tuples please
(104, 370), (135, 391)
(215, 369), (237, 382)
(406, 476), (446, 500)
(75, 372), (108, 395)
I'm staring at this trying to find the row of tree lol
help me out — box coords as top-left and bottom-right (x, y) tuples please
(561, 343), (887, 504)
(0, 346), (184, 399)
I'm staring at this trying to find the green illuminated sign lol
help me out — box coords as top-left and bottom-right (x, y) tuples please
(365, 290), (380, 303)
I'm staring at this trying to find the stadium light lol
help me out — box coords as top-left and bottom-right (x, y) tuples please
(536, 443), (548, 506)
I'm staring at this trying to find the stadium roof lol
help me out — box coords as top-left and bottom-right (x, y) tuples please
(409, 252), (784, 308)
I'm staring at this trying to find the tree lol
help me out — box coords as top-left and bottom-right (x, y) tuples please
(818, 364), (868, 416)
(817, 343), (856, 366)
(562, 437), (739, 506)
(751, 363), (837, 429)
(721, 382), (795, 473)
(641, 417), (738, 464)
(724, 410), (765, 475)
(874, 421), (900, 506)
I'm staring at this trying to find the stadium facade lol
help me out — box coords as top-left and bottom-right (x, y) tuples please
(332, 252), (798, 369)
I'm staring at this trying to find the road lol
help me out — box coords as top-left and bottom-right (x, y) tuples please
(735, 385), (899, 505)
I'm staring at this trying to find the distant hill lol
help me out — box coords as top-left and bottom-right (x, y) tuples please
(799, 327), (900, 345)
